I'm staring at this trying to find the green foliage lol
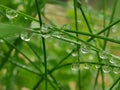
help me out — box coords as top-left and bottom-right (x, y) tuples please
(0, 0), (120, 90)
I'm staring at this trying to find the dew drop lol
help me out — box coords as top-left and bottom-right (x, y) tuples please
(109, 57), (116, 64)
(20, 32), (32, 41)
(40, 25), (53, 38)
(0, 39), (4, 43)
(113, 67), (120, 74)
(84, 63), (90, 70)
(71, 62), (79, 71)
(95, 64), (101, 69)
(99, 51), (108, 59)
(80, 44), (90, 54)
(6, 9), (18, 20)
(62, 24), (71, 30)
(102, 65), (111, 73)
(72, 52), (77, 57)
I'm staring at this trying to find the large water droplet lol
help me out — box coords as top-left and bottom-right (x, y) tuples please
(113, 67), (120, 74)
(99, 51), (108, 59)
(102, 65), (111, 73)
(71, 62), (79, 71)
(84, 63), (90, 70)
(6, 9), (18, 20)
(40, 25), (53, 38)
(80, 44), (90, 54)
(20, 32), (32, 41)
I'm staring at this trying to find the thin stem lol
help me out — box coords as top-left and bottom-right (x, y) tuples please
(103, 0), (118, 50)
(35, 0), (47, 90)
(73, 0), (80, 89)
(109, 77), (120, 90)
(77, 1), (93, 33)
(93, 70), (100, 90)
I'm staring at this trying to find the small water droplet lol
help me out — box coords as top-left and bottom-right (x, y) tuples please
(20, 32), (32, 41)
(80, 44), (90, 54)
(62, 24), (71, 30)
(0, 39), (4, 43)
(71, 62), (79, 71)
(109, 57), (116, 64)
(40, 25), (53, 38)
(99, 51), (108, 59)
(102, 65), (111, 73)
(84, 63), (90, 70)
(6, 9), (18, 20)
(72, 52), (77, 57)
(113, 67), (120, 74)
(95, 64), (101, 69)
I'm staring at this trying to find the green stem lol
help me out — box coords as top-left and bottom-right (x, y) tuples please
(103, 0), (118, 50)
(35, 0), (47, 90)
(77, 1), (93, 33)
(73, 0), (80, 89)
(109, 77), (120, 90)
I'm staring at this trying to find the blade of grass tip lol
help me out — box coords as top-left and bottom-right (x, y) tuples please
(109, 77), (120, 90)
(103, 0), (118, 50)
(35, 0), (48, 90)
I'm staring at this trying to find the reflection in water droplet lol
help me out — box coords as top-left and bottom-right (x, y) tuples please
(71, 62), (79, 71)
(102, 65), (111, 73)
(113, 67), (120, 74)
(72, 52), (77, 57)
(84, 63), (90, 70)
(80, 44), (90, 54)
(99, 51), (108, 59)
(0, 39), (4, 43)
(20, 32), (32, 41)
(62, 24), (71, 30)
(95, 64), (101, 69)
(109, 57), (116, 64)
(6, 9), (18, 20)
(40, 25), (53, 38)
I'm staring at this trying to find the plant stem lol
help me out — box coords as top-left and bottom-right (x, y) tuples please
(73, 0), (80, 89)
(109, 77), (120, 90)
(35, 0), (47, 90)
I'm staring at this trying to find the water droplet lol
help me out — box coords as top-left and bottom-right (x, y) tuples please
(6, 9), (18, 20)
(20, 32), (32, 41)
(109, 57), (116, 64)
(95, 64), (101, 69)
(40, 25), (53, 38)
(113, 67), (120, 74)
(102, 65), (111, 73)
(99, 51), (108, 59)
(80, 44), (90, 54)
(62, 24), (71, 30)
(111, 26), (117, 33)
(72, 52), (77, 57)
(0, 39), (4, 43)
(71, 62), (79, 71)
(84, 63), (90, 70)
